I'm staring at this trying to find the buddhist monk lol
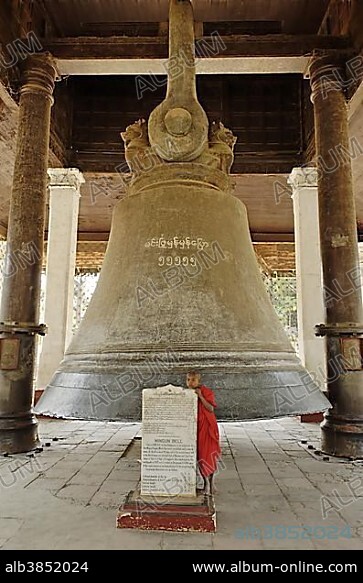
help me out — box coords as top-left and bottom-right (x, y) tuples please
(186, 370), (221, 495)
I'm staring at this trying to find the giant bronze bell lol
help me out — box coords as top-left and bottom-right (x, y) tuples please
(36, 0), (330, 421)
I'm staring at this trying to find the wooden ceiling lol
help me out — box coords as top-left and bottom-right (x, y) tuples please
(70, 74), (305, 175)
(40, 0), (330, 34)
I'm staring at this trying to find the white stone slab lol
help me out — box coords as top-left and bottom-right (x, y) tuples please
(141, 384), (197, 497)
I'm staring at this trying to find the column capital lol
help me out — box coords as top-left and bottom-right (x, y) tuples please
(47, 168), (85, 191)
(288, 167), (318, 191)
(309, 53), (347, 103)
(20, 53), (58, 103)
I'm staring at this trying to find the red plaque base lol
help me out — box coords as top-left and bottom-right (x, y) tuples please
(116, 489), (216, 532)
(300, 412), (324, 423)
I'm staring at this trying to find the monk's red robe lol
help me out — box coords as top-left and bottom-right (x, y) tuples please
(197, 385), (221, 477)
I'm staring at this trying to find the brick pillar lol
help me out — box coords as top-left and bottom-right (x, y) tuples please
(310, 55), (363, 458)
(0, 54), (57, 453)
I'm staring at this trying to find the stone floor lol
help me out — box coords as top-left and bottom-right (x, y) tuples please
(0, 416), (362, 550)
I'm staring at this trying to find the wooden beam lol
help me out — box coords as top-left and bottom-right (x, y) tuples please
(76, 232), (110, 242)
(56, 56), (311, 75)
(42, 34), (350, 61)
(251, 233), (294, 243)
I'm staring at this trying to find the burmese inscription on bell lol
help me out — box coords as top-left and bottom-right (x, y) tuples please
(141, 385), (197, 496)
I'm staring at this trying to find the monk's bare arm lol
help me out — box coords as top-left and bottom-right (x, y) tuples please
(195, 389), (214, 412)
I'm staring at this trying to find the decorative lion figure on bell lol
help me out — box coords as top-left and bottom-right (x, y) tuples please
(208, 121), (237, 174)
(121, 119), (163, 176)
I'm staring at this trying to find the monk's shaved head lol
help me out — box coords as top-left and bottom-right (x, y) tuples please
(187, 369), (201, 379)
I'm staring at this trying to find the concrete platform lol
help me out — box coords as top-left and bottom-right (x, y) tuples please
(0, 417), (362, 550)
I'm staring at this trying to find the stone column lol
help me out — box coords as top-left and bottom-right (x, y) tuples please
(310, 55), (363, 458)
(37, 168), (84, 389)
(288, 167), (327, 391)
(0, 54), (57, 454)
